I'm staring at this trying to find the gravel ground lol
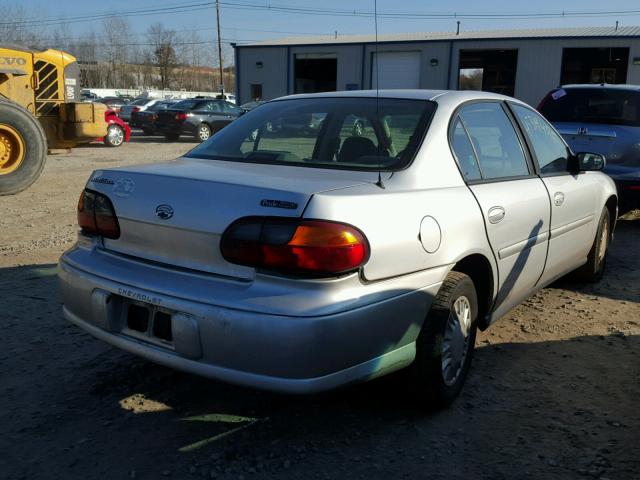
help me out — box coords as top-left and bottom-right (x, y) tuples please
(1, 133), (639, 480)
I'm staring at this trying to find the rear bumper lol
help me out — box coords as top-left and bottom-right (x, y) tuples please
(59, 245), (445, 393)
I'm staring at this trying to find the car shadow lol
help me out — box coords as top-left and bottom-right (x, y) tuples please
(2, 261), (639, 479)
(128, 130), (200, 144)
(551, 216), (640, 303)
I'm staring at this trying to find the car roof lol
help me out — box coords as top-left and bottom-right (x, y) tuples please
(272, 89), (523, 106)
(560, 83), (640, 92)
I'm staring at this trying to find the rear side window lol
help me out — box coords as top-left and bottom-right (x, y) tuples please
(186, 97), (436, 171)
(458, 102), (529, 179)
(539, 88), (640, 127)
(173, 99), (198, 110)
(450, 117), (482, 181)
(511, 104), (569, 174)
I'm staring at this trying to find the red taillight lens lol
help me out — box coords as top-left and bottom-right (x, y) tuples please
(132, 106), (141, 113)
(221, 218), (369, 276)
(152, 114), (158, 121)
(77, 189), (120, 239)
(175, 112), (188, 121)
(623, 185), (640, 191)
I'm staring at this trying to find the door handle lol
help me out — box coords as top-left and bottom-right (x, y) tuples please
(488, 206), (505, 224)
(553, 192), (565, 206)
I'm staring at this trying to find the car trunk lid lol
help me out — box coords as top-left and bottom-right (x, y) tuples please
(85, 158), (371, 280)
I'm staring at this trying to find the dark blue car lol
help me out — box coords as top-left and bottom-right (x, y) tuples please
(538, 84), (640, 214)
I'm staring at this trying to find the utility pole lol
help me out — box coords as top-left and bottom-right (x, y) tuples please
(216, 0), (224, 95)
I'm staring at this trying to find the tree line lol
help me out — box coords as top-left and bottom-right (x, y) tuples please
(1, 4), (235, 92)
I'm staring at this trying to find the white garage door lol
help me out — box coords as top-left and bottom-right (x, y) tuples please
(372, 51), (421, 89)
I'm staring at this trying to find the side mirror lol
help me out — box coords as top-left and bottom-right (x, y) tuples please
(570, 152), (606, 173)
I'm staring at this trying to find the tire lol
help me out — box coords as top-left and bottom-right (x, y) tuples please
(104, 124), (125, 147)
(572, 206), (610, 283)
(409, 271), (478, 409)
(195, 123), (211, 142)
(0, 98), (47, 195)
(164, 133), (180, 141)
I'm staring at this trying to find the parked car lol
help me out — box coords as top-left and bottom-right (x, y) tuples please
(60, 90), (616, 408)
(130, 100), (180, 135)
(538, 84), (640, 213)
(98, 97), (129, 114)
(81, 90), (98, 102)
(154, 98), (243, 142)
(97, 110), (131, 147)
(118, 98), (157, 122)
(240, 100), (266, 112)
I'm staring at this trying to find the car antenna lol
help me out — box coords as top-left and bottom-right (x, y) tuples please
(373, 0), (385, 189)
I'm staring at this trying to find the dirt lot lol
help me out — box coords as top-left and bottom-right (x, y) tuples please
(1, 133), (639, 480)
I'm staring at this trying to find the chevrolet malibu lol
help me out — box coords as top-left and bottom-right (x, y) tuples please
(59, 90), (617, 407)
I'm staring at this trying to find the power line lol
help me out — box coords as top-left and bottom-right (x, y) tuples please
(4, 1), (640, 28)
(0, 2), (216, 27)
(218, 2), (640, 20)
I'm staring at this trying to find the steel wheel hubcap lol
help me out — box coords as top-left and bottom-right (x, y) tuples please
(442, 295), (472, 386)
(0, 124), (26, 175)
(598, 219), (608, 263)
(199, 127), (210, 140)
(109, 126), (124, 145)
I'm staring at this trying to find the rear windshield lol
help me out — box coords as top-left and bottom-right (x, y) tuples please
(186, 97), (435, 171)
(172, 99), (199, 110)
(540, 88), (640, 127)
(149, 102), (176, 111)
(131, 98), (150, 106)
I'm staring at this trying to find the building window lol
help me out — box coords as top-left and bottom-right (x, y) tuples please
(560, 48), (629, 85)
(250, 83), (263, 101)
(458, 49), (518, 97)
(294, 53), (337, 94)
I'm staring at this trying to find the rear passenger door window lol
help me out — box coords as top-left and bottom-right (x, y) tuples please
(450, 117), (482, 181)
(510, 104), (570, 174)
(457, 102), (530, 180)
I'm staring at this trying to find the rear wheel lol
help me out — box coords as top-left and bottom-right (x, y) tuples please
(104, 124), (125, 147)
(409, 271), (478, 409)
(164, 133), (180, 141)
(573, 206), (610, 282)
(0, 99), (47, 195)
(196, 123), (211, 142)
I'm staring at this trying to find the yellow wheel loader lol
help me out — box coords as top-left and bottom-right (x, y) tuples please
(0, 45), (107, 195)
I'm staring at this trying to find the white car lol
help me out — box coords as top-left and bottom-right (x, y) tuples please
(59, 90), (617, 408)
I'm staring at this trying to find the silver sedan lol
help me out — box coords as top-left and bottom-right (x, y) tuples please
(59, 90), (617, 408)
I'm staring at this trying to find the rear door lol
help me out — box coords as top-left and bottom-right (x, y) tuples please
(451, 102), (551, 319)
(510, 103), (599, 285)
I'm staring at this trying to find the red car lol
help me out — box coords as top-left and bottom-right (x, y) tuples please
(98, 110), (131, 147)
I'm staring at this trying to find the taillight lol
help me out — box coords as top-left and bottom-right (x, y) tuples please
(152, 114), (158, 121)
(175, 112), (188, 121)
(77, 189), (120, 239)
(221, 217), (369, 276)
(537, 92), (552, 111)
(132, 106), (141, 113)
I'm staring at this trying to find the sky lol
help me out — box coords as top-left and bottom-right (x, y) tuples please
(7, 0), (640, 59)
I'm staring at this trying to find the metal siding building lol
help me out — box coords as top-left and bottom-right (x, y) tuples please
(234, 26), (640, 106)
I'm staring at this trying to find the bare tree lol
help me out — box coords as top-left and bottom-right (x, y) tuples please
(0, 3), (44, 47)
(147, 23), (178, 90)
(102, 16), (133, 88)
